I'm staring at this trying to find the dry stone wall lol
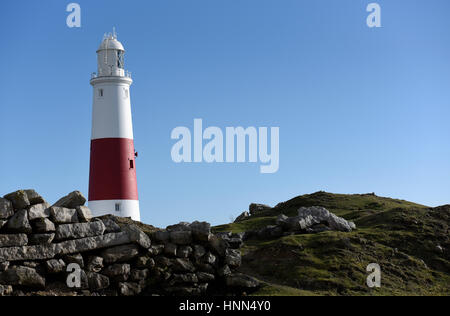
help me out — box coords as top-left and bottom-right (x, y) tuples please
(0, 190), (259, 296)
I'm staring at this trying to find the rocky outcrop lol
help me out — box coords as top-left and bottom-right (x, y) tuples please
(245, 206), (356, 240)
(0, 190), (259, 296)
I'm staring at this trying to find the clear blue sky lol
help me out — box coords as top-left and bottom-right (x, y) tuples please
(1, 0), (449, 227)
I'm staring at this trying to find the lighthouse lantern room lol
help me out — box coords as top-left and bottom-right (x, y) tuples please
(88, 30), (140, 221)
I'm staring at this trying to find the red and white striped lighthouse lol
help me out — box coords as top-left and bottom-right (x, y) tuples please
(88, 30), (140, 221)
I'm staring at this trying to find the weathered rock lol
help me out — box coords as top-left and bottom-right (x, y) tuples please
(87, 256), (104, 272)
(163, 243), (177, 257)
(33, 218), (56, 233)
(53, 191), (86, 209)
(196, 263), (215, 274)
(22, 261), (40, 268)
(123, 224), (151, 249)
(208, 234), (228, 256)
(63, 253), (84, 268)
(228, 237), (244, 249)
(118, 282), (141, 296)
(189, 221), (211, 242)
(50, 207), (78, 224)
(170, 230), (192, 245)
(0, 261), (10, 272)
(148, 244), (164, 256)
(0, 234), (28, 248)
(217, 265), (232, 277)
(191, 246), (205, 260)
(102, 263), (131, 282)
(225, 273), (260, 289)
(76, 206), (93, 222)
(154, 256), (171, 268)
(170, 273), (198, 284)
(152, 230), (170, 242)
(257, 225), (284, 239)
(3, 190), (30, 210)
(0, 266), (45, 288)
(234, 211), (250, 223)
(202, 252), (217, 265)
(101, 244), (139, 264)
(0, 244), (57, 262)
(87, 272), (109, 290)
(130, 269), (149, 281)
(0, 220), (6, 229)
(135, 256), (155, 269)
(28, 203), (51, 220)
(172, 258), (196, 273)
(6, 210), (32, 234)
(297, 206), (355, 232)
(55, 221), (106, 241)
(225, 249), (241, 267)
(45, 259), (66, 274)
(249, 203), (272, 215)
(196, 272), (215, 282)
(177, 245), (193, 258)
(101, 218), (121, 233)
(28, 233), (55, 245)
(24, 190), (46, 205)
(0, 198), (14, 219)
(0, 284), (13, 296)
(56, 232), (132, 255)
(166, 222), (191, 232)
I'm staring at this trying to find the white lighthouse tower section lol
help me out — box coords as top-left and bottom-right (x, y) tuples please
(89, 31), (140, 221)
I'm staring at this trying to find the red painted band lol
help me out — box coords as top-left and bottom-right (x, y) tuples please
(89, 138), (138, 201)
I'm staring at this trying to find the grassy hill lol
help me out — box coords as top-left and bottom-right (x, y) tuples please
(213, 192), (450, 296)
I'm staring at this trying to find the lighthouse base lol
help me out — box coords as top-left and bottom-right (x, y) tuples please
(88, 199), (140, 222)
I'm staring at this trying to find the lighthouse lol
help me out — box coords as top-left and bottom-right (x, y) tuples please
(88, 30), (140, 221)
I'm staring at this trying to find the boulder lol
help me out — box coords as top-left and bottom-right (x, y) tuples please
(130, 269), (149, 281)
(170, 273), (198, 284)
(63, 253), (84, 268)
(123, 225), (151, 249)
(189, 221), (211, 242)
(76, 206), (93, 222)
(152, 230), (170, 242)
(6, 209), (32, 234)
(0, 198), (14, 219)
(53, 191), (86, 209)
(217, 265), (232, 277)
(135, 256), (155, 269)
(28, 233), (55, 245)
(297, 206), (355, 232)
(196, 272), (215, 282)
(101, 244), (139, 264)
(50, 207), (78, 224)
(224, 249), (241, 267)
(24, 190), (46, 205)
(148, 244), (164, 256)
(208, 234), (228, 256)
(170, 230), (192, 245)
(249, 203), (272, 216)
(177, 245), (193, 258)
(45, 259), (66, 274)
(0, 234), (28, 247)
(0, 284), (12, 296)
(193, 245), (206, 259)
(166, 222), (191, 231)
(118, 282), (141, 296)
(0, 220), (6, 229)
(202, 252), (217, 265)
(225, 273), (260, 289)
(33, 218), (56, 233)
(3, 190), (30, 210)
(172, 258), (196, 273)
(234, 211), (250, 223)
(0, 261), (10, 272)
(56, 232), (132, 255)
(102, 263), (131, 282)
(0, 244), (57, 262)
(87, 272), (110, 290)
(0, 266), (45, 288)
(86, 256), (104, 273)
(28, 203), (51, 220)
(55, 221), (106, 241)
(164, 243), (177, 256)
(101, 218), (121, 233)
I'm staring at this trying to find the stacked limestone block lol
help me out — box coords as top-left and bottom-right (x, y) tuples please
(0, 190), (259, 296)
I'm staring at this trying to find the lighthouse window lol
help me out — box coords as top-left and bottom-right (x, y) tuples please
(99, 89), (104, 97)
(117, 51), (124, 69)
(115, 203), (121, 212)
(124, 88), (129, 98)
(130, 159), (134, 169)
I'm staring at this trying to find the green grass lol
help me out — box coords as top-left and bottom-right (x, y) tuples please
(213, 192), (450, 296)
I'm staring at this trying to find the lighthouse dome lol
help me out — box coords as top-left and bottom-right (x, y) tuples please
(97, 34), (124, 52)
